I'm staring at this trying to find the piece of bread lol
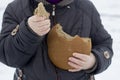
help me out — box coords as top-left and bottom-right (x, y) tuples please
(34, 2), (49, 18)
(47, 24), (92, 70)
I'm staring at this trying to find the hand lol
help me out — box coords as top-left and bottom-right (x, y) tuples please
(68, 53), (96, 72)
(28, 15), (51, 36)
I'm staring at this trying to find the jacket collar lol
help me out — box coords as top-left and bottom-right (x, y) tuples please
(20, 0), (74, 17)
(35, 0), (74, 6)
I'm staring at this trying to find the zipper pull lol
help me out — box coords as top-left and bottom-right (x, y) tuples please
(52, 5), (56, 16)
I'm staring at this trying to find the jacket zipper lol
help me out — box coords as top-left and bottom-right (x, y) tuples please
(52, 5), (56, 16)
(55, 68), (60, 80)
(52, 5), (60, 80)
(52, 5), (56, 26)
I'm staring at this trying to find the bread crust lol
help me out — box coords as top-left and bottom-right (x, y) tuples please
(47, 24), (92, 70)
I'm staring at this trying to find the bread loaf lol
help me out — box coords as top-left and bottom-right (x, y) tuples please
(47, 24), (92, 70)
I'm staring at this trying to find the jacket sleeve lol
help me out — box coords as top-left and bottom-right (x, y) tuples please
(90, 4), (113, 74)
(0, 3), (44, 68)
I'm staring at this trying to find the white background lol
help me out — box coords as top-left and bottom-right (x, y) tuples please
(0, 0), (120, 80)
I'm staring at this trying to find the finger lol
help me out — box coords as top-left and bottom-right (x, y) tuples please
(37, 19), (50, 27)
(40, 27), (50, 33)
(68, 57), (85, 66)
(39, 27), (50, 36)
(44, 27), (50, 33)
(31, 20), (50, 30)
(39, 24), (50, 32)
(68, 68), (82, 72)
(31, 15), (45, 22)
(73, 53), (89, 61)
(68, 61), (80, 69)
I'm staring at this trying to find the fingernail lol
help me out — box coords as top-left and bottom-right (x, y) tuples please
(68, 57), (71, 60)
(68, 62), (70, 65)
(68, 69), (71, 72)
(73, 53), (76, 56)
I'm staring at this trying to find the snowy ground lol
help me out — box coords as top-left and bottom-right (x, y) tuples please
(0, 0), (120, 80)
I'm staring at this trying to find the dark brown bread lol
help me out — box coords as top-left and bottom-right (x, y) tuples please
(47, 24), (92, 70)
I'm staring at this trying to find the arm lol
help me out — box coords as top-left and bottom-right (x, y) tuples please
(90, 5), (113, 74)
(0, 3), (44, 68)
(67, 2), (113, 74)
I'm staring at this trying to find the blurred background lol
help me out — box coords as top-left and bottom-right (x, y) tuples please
(0, 0), (120, 80)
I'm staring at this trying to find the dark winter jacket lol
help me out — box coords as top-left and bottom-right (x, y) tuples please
(0, 0), (113, 80)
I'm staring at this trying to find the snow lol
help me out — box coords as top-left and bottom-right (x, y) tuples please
(0, 0), (120, 80)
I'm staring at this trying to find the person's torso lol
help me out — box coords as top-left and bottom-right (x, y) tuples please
(12, 0), (93, 80)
